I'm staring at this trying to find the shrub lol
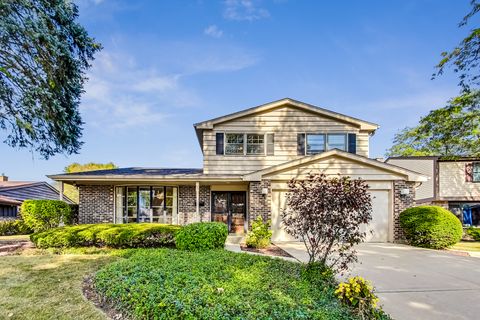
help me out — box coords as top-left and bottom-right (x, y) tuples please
(30, 223), (181, 248)
(245, 216), (272, 249)
(21, 200), (74, 232)
(335, 276), (381, 318)
(94, 249), (362, 320)
(175, 222), (228, 251)
(0, 219), (33, 236)
(467, 227), (480, 241)
(399, 206), (463, 249)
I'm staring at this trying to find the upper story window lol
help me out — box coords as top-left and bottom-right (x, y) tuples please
(301, 133), (349, 155)
(225, 133), (244, 155)
(473, 163), (480, 182)
(306, 134), (325, 155)
(218, 133), (274, 156)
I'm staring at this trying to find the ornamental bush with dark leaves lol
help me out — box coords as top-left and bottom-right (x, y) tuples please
(282, 174), (372, 273)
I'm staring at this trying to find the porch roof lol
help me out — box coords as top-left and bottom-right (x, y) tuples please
(47, 167), (244, 184)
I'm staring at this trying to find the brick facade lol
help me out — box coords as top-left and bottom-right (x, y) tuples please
(248, 181), (271, 226)
(78, 185), (114, 224)
(393, 180), (416, 241)
(178, 185), (211, 224)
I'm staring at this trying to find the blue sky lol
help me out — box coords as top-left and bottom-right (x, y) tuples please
(0, 0), (473, 181)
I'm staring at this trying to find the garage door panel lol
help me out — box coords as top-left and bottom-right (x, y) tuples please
(271, 189), (391, 243)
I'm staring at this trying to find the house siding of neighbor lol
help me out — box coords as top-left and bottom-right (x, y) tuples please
(387, 157), (480, 226)
(49, 98), (427, 242)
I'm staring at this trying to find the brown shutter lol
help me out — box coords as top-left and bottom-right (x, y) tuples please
(466, 162), (473, 182)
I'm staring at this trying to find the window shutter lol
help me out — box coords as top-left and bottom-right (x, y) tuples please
(348, 133), (357, 154)
(216, 133), (224, 155)
(466, 162), (474, 182)
(297, 133), (305, 155)
(266, 133), (274, 155)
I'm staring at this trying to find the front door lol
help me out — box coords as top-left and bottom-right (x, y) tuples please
(212, 191), (246, 233)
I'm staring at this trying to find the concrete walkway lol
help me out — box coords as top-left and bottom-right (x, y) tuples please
(275, 241), (480, 320)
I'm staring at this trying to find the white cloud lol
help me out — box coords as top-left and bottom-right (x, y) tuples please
(223, 0), (270, 21)
(81, 51), (199, 129)
(204, 25), (223, 38)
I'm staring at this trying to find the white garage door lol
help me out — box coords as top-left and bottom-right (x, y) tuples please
(270, 189), (391, 242)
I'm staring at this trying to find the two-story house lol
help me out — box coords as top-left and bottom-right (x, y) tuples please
(49, 98), (427, 242)
(386, 156), (480, 226)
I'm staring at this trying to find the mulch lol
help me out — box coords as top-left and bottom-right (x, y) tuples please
(240, 243), (293, 258)
(82, 276), (128, 320)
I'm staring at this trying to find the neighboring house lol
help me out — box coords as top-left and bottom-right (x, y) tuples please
(386, 156), (480, 226)
(0, 175), (74, 220)
(49, 98), (427, 242)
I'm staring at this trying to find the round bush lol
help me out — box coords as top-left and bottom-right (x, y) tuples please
(175, 222), (228, 251)
(399, 206), (462, 249)
(21, 200), (73, 232)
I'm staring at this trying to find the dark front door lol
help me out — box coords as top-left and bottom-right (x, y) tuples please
(212, 191), (246, 233)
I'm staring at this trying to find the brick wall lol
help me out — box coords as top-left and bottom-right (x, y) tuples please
(393, 180), (416, 241)
(248, 181), (271, 226)
(178, 185), (211, 224)
(78, 185), (114, 224)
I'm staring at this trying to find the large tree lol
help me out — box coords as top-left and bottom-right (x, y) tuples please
(62, 162), (116, 203)
(388, 1), (480, 157)
(0, 0), (101, 158)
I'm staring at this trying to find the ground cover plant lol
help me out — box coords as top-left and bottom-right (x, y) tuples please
(30, 223), (181, 249)
(400, 206), (463, 249)
(94, 248), (365, 320)
(175, 222), (228, 250)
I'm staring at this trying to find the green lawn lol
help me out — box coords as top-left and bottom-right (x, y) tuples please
(0, 251), (116, 320)
(450, 241), (480, 252)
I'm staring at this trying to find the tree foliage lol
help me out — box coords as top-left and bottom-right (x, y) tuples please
(0, 0), (101, 158)
(387, 91), (480, 157)
(61, 162), (116, 203)
(389, 1), (480, 157)
(282, 174), (372, 273)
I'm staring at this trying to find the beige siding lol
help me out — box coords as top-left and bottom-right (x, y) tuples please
(387, 159), (434, 200)
(263, 156), (405, 181)
(439, 162), (480, 198)
(203, 105), (370, 174)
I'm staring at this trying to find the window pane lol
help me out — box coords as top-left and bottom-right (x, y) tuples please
(225, 133), (244, 155)
(474, 163), (480, 182)
(115, 187), (125, 224)
(246, 134), (264, 155)
(152, 187), (164, 207)
(327, 134), (346, 151)
(306, 134), (325, 155)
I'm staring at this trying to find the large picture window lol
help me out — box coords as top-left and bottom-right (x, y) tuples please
(115, 186), (178, 224)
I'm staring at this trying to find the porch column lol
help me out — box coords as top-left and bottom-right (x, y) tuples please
(195, 182), (200, 222)
(59, 181), (64, 201)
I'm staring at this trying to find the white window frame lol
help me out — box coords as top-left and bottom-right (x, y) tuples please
(473, 162), (480, 182)
(304, 133), (348, 155)
(223, 132), (272, 156)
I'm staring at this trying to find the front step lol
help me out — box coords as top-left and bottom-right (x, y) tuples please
(226, 234), (245, 245)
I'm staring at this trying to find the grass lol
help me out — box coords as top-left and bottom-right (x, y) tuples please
(0, 234), (30, 241)
(94, 249), (375, 320)
(0, 250), (117, 320)
(450, 241), (480, 252)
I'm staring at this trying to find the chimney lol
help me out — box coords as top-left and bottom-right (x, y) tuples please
(0, 174), (8, 182)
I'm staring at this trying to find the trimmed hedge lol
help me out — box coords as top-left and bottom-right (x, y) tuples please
(467, 227), (480, 241)
(175, 222), (228, 251)
(30, 223), (181, 248)
(94, 249), (363, 320)
(399, 206), (463, 249)
(0, 219), (33, 236)
(21, 200), (74, 232)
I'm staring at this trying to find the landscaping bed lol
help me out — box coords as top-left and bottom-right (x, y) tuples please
(240, 243), (293, 258)
(93, 248), (361, 320)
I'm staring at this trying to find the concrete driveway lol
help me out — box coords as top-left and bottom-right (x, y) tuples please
(275, 242), (480, 320)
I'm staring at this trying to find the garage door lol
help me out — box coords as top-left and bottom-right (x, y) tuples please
(271, 189), (391, 242)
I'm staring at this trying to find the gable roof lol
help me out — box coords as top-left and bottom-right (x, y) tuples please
(193, 98), (379, 150)
(0, 181), (75, 204)
(243, 149), (428, 182)
(0, 195), (22, 206)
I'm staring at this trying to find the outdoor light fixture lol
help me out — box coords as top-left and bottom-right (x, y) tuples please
(261, 187), (269, 195)
(400, 188), (410, 196)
